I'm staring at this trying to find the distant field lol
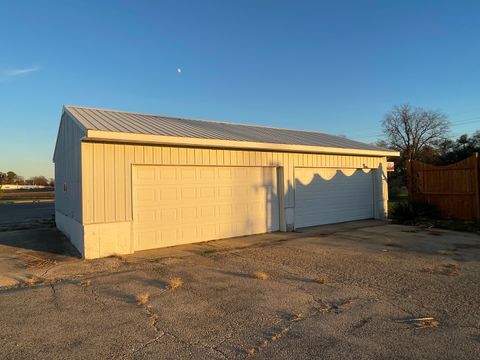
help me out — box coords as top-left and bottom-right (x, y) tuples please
(0, 188), (54, 203)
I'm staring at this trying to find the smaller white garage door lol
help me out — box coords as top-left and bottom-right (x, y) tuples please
(295, 168), (375, 228)
(133, 166), (279, 251)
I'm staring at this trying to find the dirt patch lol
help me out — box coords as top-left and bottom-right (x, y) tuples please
(21, 253), (57, 269)
(421, 263), (461, 277)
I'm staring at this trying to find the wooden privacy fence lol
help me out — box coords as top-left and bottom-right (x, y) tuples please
(407, 154), (480, 221)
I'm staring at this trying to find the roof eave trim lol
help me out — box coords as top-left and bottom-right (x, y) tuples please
(85, 130), (400, 157)
(53, 107), (89, 162)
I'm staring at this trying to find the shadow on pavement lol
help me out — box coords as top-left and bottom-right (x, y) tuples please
(0, 226), (80, 258)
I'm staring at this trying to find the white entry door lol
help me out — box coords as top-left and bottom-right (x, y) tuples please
(133, 166), (279, 251)
(294, 168), (374, 228)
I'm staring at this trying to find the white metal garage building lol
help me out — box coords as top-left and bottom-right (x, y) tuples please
(54, 106), (398, 259)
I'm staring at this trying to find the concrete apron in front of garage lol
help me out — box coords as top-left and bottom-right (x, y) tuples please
(0, 220), (479, 359)
(0, 219), (384, 287)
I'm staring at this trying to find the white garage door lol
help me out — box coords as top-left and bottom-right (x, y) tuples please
(133, 166), (279, 251)
(295, 168), (374, 228)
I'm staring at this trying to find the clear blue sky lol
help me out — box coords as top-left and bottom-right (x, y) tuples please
(1, 0), (480, 179)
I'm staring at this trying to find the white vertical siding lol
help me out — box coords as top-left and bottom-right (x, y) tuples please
(114, 144), (126, 221)
(81, 142), (386, 225)
(53, 113), (85, 222)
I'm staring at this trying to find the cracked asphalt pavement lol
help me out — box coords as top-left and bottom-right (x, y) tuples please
(0, 220), (479, 359)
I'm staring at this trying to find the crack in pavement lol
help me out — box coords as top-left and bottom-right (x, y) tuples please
(211, 332), (234, 359)
(244, 313), (304, 357)
(162, 330), (227, 359)
(162, 331), (196, 357)
(82, 286), (109, 308)
(119, 293), (171, 359)
(211, 347), (228, 359)
(50, 284), (59, 310)
(143, 304), (161, 333)
(120, 331), (166, 359)
(241, 287), (361, 356)
(123, 331), (165, 359)
(246, 297), (357, 356)
(39, 263), (58, 278)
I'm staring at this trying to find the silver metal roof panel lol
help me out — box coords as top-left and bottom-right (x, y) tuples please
(64, 105), (391, 153)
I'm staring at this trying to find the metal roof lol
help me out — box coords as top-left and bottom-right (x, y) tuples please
(64, 106), (392, 154)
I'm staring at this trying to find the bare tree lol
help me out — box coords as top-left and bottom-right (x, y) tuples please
(382, 104), (449, 161)
(28, 176), (49, 186)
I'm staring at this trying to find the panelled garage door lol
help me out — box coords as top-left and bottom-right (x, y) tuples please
(294, 168), (374, 228)
(133, 166), (279, 251)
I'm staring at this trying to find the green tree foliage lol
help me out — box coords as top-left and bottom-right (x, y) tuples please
(5, 171), (17, 184)
(435, 132), (480, 165)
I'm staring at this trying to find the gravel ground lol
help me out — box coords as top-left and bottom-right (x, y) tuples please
(0, 220), (479, 359)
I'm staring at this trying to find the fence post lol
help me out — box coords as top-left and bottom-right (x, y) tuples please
(406, 160), (413, 201)
(475, 153), (480, 221)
